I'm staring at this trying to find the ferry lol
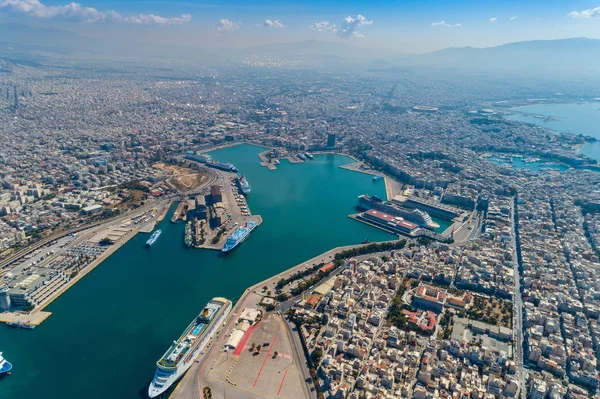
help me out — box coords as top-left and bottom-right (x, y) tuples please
(146, 230), (162, 247)
(148, 298), (232, 398)
(304, 152), (313, 160)
(208, 160), (238, 173)
(0, 353), (12, 375)
(222, 221), (258, 252)
(297, 153), (306, 161)
(236, 174), (251, 195)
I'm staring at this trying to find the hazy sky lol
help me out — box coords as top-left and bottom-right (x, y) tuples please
(1, 0), (600, 52)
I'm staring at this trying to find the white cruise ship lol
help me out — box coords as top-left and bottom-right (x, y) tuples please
(148, 297), (232, 398)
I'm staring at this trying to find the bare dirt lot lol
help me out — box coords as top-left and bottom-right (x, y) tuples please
(153, 163), (209, 192)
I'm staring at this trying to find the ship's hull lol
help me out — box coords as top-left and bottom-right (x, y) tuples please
(0, 359), (12, 374)
(222, 223), (257, 252)
(236, 174), (251, 195)
(146, 230), (162, 247)
(148, 300), (232, 398)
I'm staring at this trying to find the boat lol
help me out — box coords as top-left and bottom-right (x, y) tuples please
(148, 298), (232, 398)
(304, 152), (313, 160)
(236, 173), (251, 195)
(6, 321), (35, 329)
(222, 221), (258, 252)
(0, 353), (12, 375)
(146, 230), (162, 247)
(357, 194), (440, 230)
(297, 153), (306, 161)
(184, 222), (192, 247)
(372, 175), (383, 182)
(208, 160), (237, 173)
(274, 159), (280, 165)
(362, 239), (371, 244)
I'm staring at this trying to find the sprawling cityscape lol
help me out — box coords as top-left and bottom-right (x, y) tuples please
(2, 1), (600, 398)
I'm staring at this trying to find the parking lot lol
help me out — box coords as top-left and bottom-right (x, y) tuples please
(204, 312), (306, 399)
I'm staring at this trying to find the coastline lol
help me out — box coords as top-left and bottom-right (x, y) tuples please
(0, 199), (173, 326)
(172, 240), (402, 399)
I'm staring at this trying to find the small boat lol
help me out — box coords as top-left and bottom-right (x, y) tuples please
(362, 239), (371, 244)
(372, 175), (383, 182)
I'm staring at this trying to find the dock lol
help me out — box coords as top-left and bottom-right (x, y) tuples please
(258, 151), (277, 170)
(0, 199), (172, 326)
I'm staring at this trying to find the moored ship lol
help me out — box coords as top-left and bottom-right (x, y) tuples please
(184, 222), (192, 247)
(297, 153), (306, 161)
(358, 194), (439, 230)
(209, 160), (238, 173)
(146, 230), (162, 247)
(148, 297), (232, 398)
(304, 152), (313, 160)
(236, 173), (251, 195)
(222, 221), (258, 252)
(0, 353), (12, 375)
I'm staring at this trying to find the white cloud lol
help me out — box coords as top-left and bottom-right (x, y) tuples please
(509, 16), (517, 21)
(262, 19), (284, 28)
(339, 14), (372, 38)
(309, 21), (337, 33)
(215, 18), (240, 32)
(568, 6), (600, 18)
(124, 13), (191, 25)
(0, 0), (191, 25)
(431, 20), (462, 28)
(490, 17), (498, 23)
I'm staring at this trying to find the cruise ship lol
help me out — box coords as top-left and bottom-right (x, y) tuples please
(222, 221), (258, 252)
(0, 353), (12, 375)
(236, 174), (251, 195)
(148, 298), (232, 398)
(146, 230), (162, 247)
(357, 194), (439, 230)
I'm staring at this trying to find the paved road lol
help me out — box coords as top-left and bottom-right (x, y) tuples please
(510, 198), (527, 394)
(283, 320), (317, 399)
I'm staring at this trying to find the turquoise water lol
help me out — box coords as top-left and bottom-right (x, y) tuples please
(505, 102), (600, 161)
(432, 217), (452, 234)
(486, 155), (568, 172)
(0, 144), (393, 399)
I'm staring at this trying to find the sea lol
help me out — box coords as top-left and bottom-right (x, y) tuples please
(505, 102), (600, 161)
(0, 144), (439, 399)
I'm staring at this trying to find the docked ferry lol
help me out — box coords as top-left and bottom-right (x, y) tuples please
(148, 298), (232, 398)
(0, 353), (12, 375)
(222, 221), (258, 252)
(236, 174), (251, 195)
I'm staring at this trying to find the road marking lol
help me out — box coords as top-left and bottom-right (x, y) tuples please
(277, 369), (288, 396)
(253, 335), (277, 388)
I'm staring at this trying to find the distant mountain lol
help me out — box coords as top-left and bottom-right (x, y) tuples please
(415, 38), (600, 74)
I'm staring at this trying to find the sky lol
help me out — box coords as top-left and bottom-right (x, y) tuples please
(1, 0), (600, 53)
